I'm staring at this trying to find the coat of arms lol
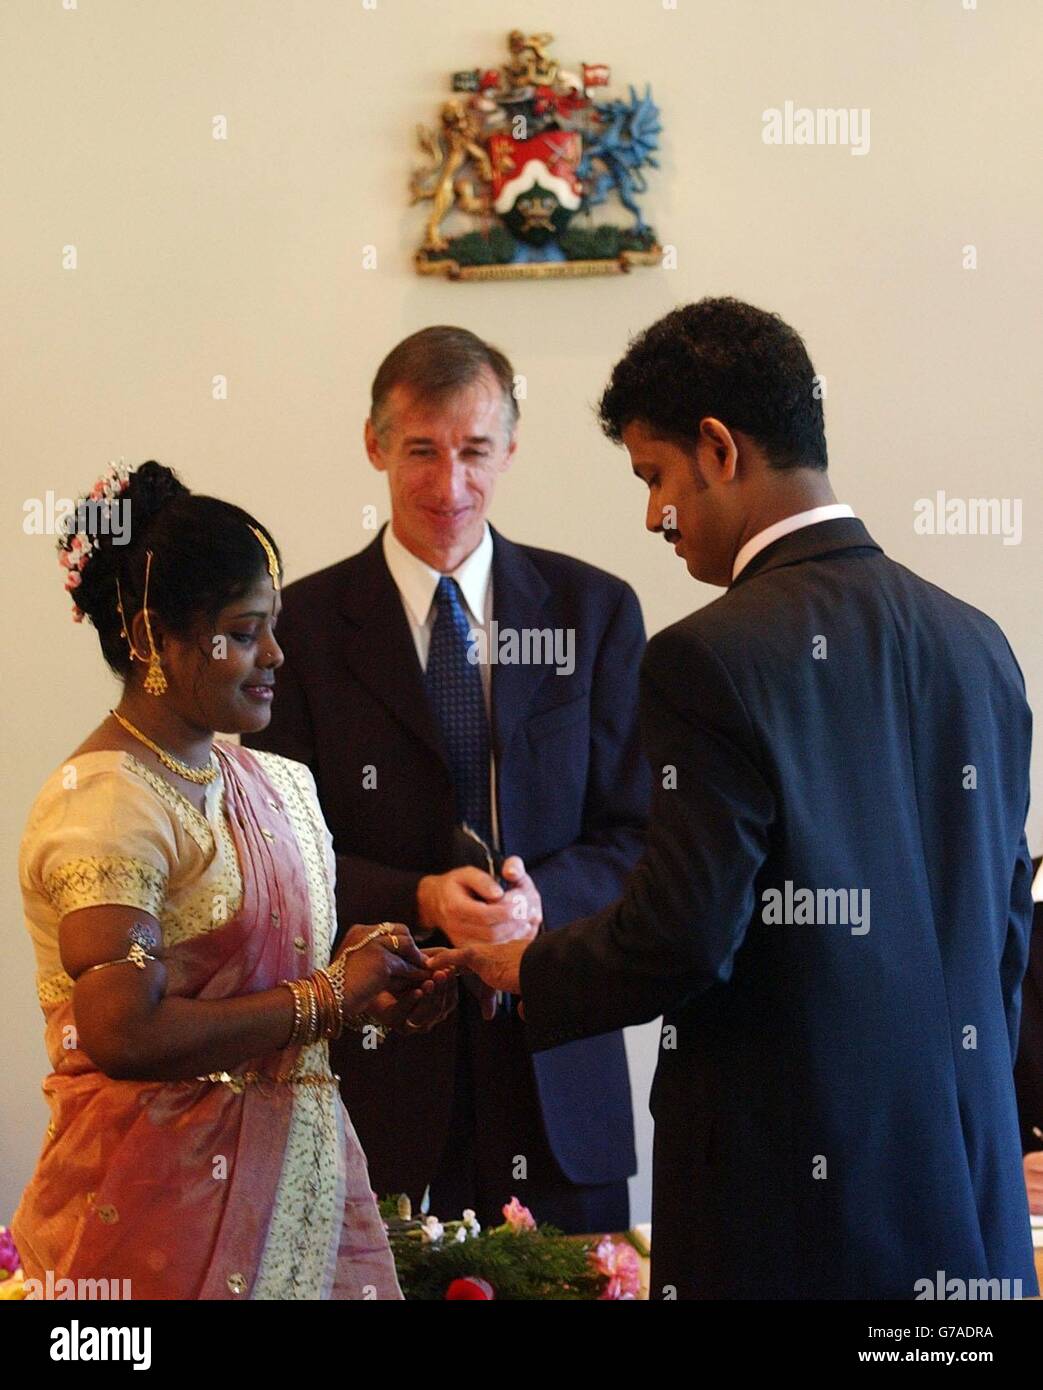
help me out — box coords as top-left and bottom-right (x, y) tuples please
(410, 30), (663, 281)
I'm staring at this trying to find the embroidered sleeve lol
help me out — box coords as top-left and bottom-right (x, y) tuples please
(25, 760), (175, 921)
(44, 854), (167, 917)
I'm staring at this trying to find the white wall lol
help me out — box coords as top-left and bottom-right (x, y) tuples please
(3, 0), (1040, 1230)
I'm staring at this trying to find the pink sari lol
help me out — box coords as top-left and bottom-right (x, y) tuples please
(14, 742), (401, 1300)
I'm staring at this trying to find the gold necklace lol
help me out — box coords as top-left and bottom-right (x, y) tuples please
(109, 709), (219, 785)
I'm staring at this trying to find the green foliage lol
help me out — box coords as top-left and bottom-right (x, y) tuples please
(425, 227), (517, 266)
(389, 1224), (603, 1301)
(559, 224), (659, 259)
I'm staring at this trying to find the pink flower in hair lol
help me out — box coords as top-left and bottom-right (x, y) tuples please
(64, 569), (81, 590)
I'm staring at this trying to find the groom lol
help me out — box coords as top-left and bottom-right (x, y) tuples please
(450, 297), (1038, 1300)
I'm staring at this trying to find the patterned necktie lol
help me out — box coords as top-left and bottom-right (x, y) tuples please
(424, 576), (493, 849)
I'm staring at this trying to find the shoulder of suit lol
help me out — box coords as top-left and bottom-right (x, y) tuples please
(646, 550), (1022, 675)
(279, 549), (370, 606)
(506, 537), (636, 602)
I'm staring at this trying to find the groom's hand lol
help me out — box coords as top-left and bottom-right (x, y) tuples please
(417, 864), (541, 947)
(424, 940), (531, 1021)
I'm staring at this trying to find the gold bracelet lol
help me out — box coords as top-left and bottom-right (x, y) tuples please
(282, 979), (307, 1046)
(312, 968), (343, 1040)
(340, 923), (400, 956)
(306, 976), (319, 1045)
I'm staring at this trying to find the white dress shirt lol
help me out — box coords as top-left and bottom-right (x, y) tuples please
(731, 504), (855, 581)
(382, 522), (501, 848)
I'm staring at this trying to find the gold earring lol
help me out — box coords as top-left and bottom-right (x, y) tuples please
(140, 551), (167, 696)
(117, 552), (167, 695)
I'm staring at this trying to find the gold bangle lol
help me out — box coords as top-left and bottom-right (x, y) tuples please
(312, 968), (342, 1040)
(281, 979), (304, 1046)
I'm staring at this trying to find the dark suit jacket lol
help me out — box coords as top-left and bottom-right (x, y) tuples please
(520, 517), (1037, 1299)
(243, 524), (649, 1195)
(1014, 859), (1043, 1152)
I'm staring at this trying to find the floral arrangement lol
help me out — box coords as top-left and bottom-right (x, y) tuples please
(56, 459), (132, 621)
(0, 1227), (26, 1301)
(379, 1194), (643, 1300)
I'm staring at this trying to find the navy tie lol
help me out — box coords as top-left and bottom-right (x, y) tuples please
(424, 576), (493, 850)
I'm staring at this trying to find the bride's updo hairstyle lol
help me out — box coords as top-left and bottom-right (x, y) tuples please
(58, 460), (282, 680)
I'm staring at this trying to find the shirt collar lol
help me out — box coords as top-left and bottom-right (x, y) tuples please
(382, 521), (493, 627)
(731, 504), (855, 581)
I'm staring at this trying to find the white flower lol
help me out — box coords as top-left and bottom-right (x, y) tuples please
(421, 1216), (444, 1244)
(454, 1226), (468, 1243)
(462, 1209), (481, 1237)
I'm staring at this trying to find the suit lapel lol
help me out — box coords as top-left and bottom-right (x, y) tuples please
(335, 529), (448, 768)
(488, 526), (552, 758)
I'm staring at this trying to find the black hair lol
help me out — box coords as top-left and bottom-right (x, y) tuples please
(598, 297), (828, 471)
(61, 460), (282, 680)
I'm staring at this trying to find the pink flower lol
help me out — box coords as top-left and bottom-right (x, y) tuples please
(591, 1236), (642, 1300)
(64, 570), (81, 589)
(501, 1197), (536, 1232)
(0, 1227), (20, 1278)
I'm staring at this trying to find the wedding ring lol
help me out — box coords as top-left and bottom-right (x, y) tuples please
(377, 922), (400, 953)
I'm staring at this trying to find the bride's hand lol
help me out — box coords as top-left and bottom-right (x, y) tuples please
(365, 966), (459, 1035)
(334, 923), (430, 1015)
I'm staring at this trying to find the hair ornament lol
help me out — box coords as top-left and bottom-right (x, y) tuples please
(57, 458), (133, 621)
(248, 524), (281, 590)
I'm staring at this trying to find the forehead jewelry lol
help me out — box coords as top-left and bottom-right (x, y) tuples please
(249, 525), (281, 590)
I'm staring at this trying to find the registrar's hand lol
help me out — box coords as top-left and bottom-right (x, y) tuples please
(417, 867), (536, 947)
(499, 856), (542, 934)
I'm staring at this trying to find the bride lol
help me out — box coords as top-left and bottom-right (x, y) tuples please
(14, 459), (455, 1299)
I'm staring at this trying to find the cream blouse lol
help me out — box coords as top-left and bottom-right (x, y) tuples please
(19, 748), (251, 1008)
